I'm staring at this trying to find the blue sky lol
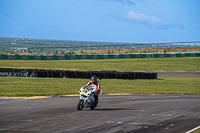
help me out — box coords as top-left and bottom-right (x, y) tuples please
(0, 0), (200, 43)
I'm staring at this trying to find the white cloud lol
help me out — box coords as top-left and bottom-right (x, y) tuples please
(111, 10), (185, 30)
(105, 0), (136, 5)
(126, 10), (169, 29)
(15, 26), (23, 31)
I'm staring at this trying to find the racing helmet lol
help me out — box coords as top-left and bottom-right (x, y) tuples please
(91, 75), (97, 83)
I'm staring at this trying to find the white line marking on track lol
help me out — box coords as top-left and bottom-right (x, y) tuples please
(185, 126), (200, 133)
(128, 123), (157, 126)
(1, 119), (33, 122)
(107, 121), (115, 123)
(106, 121), (175, 127)
(100, 100), (113, 101)
(128, 123), (175, 126)
(0, 107), (31, 109)
(124, 110), (145, 112)
(17, 119), (33, 122)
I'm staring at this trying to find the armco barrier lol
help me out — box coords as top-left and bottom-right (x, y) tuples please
(0, 68), (157, 79)
(0, 52), (199, 60)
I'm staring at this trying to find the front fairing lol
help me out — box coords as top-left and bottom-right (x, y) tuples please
(79, 87), (96, 106)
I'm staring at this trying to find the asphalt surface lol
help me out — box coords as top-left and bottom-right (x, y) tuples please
(0, 94), (200, 133)
(125, 71), (200, 77)
(155, 71), (200, 77)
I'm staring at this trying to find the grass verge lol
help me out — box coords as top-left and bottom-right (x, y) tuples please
(0, 57), (200, 71)
(0, 77), (199, 97)
(193, 129), (200, 133)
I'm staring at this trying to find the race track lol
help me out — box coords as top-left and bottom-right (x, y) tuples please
(154, 71), (200, 77)
(0, 94), (200, 133)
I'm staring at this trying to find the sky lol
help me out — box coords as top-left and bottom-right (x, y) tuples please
(0, 0), (200, 43)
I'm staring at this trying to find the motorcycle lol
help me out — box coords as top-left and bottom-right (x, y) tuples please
(77, 86), (102, 111)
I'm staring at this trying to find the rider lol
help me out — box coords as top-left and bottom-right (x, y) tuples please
(84, 75), (101, 101)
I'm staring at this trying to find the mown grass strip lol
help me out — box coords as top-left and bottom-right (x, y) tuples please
(0, 57), (199, 71)
(192, 129), (200, 133)
(0, 77), (199, 97)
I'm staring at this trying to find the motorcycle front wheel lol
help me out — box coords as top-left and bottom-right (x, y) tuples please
(77, 99), (84, 111)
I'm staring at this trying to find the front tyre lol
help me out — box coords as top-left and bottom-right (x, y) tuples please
(90, 97), (98, 110)
(77, 99), (84, 111)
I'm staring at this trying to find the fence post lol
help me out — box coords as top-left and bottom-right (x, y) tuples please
(79, 46), (81, 51)
(103, 45), (104, 50)
(41, 47), (42, 53)
(54, 47), (55, 52)
(109, 45), (110, 50)
(115, 45), (116, 50)
(170, 43), (171, 48)
(34, 48), (35, 53)
(145, 44), (146, 49)
(47, 47), (48, 53)
(132, 44), (134, 50)
(126, 44), (127, 50)
(182, 42), (183, 48)
(67, 46), (68, 52)
(163, 43), (164, 48)
(176, 42), (177, 48)
(157, 43), (158, 49)
(73, 46), (74, 52)
(151, 43), (152, 48)
(85, 46), (87, 51)
(195, 42), (196, 47)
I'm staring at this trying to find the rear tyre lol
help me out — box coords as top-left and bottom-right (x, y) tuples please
(90, 97), (98, 110)
(77, 100), (84, 111)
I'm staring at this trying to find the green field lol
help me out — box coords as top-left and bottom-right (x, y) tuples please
(1, 57), (199, 96)
(0, 57), (200, 71)
(0, 77), (199, 96)
(193, 129), (200, 133)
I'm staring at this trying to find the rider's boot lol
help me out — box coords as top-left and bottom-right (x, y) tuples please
(91, 94), (95, 102)
(94, 95), (98, 102)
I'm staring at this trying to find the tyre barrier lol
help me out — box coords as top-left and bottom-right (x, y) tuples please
(0, 68), (157, 79)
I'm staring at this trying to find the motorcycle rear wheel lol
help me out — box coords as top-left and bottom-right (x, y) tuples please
(90, 97), (98, 110)
(77, 99), (84, 111)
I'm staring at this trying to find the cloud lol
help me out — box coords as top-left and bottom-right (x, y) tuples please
(104, 0), (136, 5)
(112, 10), (185, 30)
(170, 22), (185, 30)
(15, 26), (23, 31)
(126, 10), (169, 29)
(3, 13), (11, 18)
(75, 0), (136, 5)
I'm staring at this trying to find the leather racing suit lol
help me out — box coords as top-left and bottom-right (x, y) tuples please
(85, 80), (101, 96)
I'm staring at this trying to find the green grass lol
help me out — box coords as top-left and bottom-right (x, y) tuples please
(193, 129), (200, 133)
(0, 77), (199, 97)
(0, 57), (200, 71)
